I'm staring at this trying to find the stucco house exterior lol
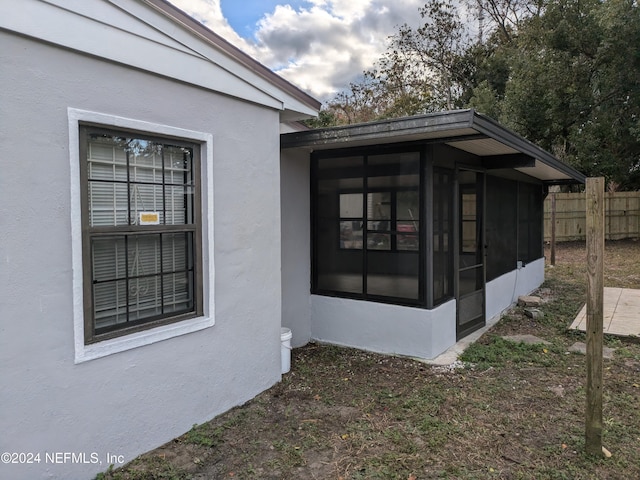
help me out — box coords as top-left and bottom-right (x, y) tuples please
(1, 1), (318, 479)
(0, 1), (584, 479)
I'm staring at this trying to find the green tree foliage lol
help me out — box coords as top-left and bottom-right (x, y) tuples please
(320, 0), (640, 189)
(499, 0), (640, 188)
(324, 0), (465, 123)
(326, 73), (381, 125)
(303, 109), (339, 128)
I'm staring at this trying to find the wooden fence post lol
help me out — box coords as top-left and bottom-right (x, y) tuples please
(550, 193), (556, 266)
(585, 177), (605, 456)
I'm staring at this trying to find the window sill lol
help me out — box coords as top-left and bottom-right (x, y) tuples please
(74, 314), (214, 364)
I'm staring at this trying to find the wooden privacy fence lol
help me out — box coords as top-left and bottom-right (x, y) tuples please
(544, 192), (640, 242)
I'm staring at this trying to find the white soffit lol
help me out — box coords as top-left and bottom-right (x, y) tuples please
(449, 139), (572, 180)
(516, 160), (572, 181)
(447, 137), (520, 156)
(122, 0), (318, 117)
(131, 0), (318, 117)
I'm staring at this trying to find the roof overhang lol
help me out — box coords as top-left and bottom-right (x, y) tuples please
(281, 109), (585, 184)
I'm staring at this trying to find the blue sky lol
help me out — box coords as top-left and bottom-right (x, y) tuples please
(219, 0), (308, 38)
(169, 0), (428, 100)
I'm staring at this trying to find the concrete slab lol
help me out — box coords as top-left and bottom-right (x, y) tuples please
(518, 295), (542, 307)
(568, 341), (616, 359)
(570, 287), (640, 338)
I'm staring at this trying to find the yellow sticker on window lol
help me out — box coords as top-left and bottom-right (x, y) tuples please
(139, 212), (160, 225)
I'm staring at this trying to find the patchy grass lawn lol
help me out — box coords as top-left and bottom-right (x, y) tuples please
(98, 240), (640, 480)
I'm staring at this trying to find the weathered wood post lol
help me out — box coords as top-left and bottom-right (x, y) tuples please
(585, 177), (604, 456)
(550, 192), (556, 266)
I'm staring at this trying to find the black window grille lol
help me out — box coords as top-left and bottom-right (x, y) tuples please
(80, 127), (203, 343)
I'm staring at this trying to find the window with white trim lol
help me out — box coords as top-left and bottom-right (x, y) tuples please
(79, 126), (203, 344)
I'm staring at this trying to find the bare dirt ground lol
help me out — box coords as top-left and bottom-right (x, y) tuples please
(99, 239), (640, 480)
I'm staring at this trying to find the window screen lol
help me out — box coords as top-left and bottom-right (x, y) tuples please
(518, 182), (544, 263)
(313, 151), (422, 303)
(486, 176), (518, 281)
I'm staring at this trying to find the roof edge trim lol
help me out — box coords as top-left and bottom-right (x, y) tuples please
(281, 109), (476, 149)
(281, 109), (586, 184)
(141, 0), (321, 112)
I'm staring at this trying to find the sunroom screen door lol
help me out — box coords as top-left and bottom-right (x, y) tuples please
(456, 169), (486, 340)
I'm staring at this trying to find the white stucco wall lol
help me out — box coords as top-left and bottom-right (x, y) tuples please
(311, 296), (457, 359)
(0, 32), (283, 480)
(310, 257), (545, 360)
(486, 257), (546, 321)
(280, 150), (312, 347)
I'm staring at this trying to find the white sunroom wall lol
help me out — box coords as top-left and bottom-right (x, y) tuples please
(485, 257), (546, 322)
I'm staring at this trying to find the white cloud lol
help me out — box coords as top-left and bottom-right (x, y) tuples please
(166, 0), (259, 55)
(168, 0), (425, 101)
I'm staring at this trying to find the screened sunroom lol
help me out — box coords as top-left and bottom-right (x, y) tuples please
(281, 110), (585, 359)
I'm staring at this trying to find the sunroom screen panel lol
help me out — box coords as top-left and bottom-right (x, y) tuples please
(315, 156), (364, 294)
(313, 151), (422, 303)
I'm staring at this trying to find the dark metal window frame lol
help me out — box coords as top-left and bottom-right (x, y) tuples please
(337, 189), (364, 250)
(431, 167), (455, 306)
(79, 124), (203, 344)
(311, 144), (426, 308)
(338, 186), (420, 253)
(311, 141), (545, 311)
